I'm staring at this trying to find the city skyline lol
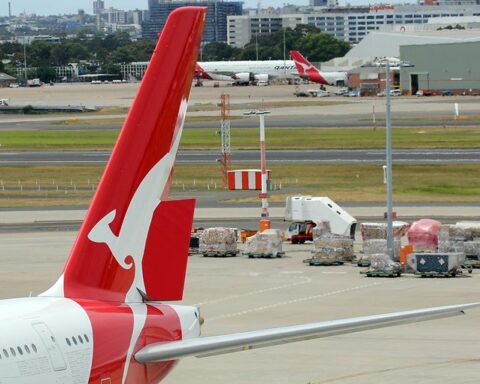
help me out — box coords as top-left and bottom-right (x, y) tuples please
(1, 0), (408, 17)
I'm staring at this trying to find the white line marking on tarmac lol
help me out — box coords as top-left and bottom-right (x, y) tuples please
(195, 276), (312, 307)
(208, 281), (393, 321)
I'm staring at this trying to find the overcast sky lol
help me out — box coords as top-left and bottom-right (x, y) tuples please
(1, 0), (405, 17)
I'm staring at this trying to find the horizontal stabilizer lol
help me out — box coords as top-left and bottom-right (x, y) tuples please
(143, 199), (195, 301)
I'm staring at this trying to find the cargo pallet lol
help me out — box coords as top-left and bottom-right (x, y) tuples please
(356, 260), (371, 267)
(360, 270), (401, 278)
(415, 266), (472, 278)
(202, 251), (238, 257)
(466, 256), (480, 268)
(303, 258), (344, 266)
(244, 252), (285, 259)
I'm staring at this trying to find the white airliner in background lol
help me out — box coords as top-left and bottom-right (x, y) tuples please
(290, 50), (347, 86)
(0, 6), (479, 384)
(195, 59), (297, 84)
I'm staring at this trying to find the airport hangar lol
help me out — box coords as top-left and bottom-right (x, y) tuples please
(335, 28), (480, 95)
(399, 41), (480, 95)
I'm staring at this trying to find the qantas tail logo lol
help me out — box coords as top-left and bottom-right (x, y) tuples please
(41, 7), (204, 304)
(88, 99), (188, 302)
(290, 50), (315, 74)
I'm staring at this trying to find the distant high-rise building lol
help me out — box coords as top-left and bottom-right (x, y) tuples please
(106, 7), (127, 24)
(142, 0), (243, 41)
(310, 0), (327, 6)
(93, 0), (105, 15)
(78, 9), (86, 24)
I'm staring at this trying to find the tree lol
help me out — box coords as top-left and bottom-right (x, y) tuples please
(36, 66), (57, 82)
(102, 63), (121, 75)
(28, 41), (53, 67)
(202, 42), (239, 61)
(296, 33), (350, 62)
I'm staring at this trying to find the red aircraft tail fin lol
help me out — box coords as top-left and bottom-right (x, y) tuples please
(42, 7), (206, 303)
(290, 50), (328, 85)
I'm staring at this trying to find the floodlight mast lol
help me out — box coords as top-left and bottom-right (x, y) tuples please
(385, 62), (394, 259)
(243, 110), (271, 231)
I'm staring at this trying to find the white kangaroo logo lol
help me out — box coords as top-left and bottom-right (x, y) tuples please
(87, 98), (188, 384)
(295, 59), (314, 73)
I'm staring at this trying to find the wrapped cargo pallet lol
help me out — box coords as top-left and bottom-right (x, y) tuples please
(368, 254), (402, 274)
(438, 240), (465, 254)
(360, 221), (410, 241)
(312, 247), (346, 261)
(244, 229), (283, 257)
(464, 241), (480, 256)
(312, 221), (355, 261)
(456, 221), (480, 240)
(438, 224), (469, 242)
(407, 219), (441, 252)
(313, 234), (354, 260)
(312, 220), (331, 238)
(362, 239), (401, 261)
(199, 227), (237, 256)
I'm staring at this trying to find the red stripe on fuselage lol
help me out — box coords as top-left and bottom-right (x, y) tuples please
(76, 300), (182, 384)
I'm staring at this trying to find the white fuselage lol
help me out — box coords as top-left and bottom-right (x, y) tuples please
(0, 297), (93, 383)
(199, 60), (297, 80)
(0, 297), (200, 384)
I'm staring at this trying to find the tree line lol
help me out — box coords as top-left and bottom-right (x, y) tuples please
(0, 25), (350, 82)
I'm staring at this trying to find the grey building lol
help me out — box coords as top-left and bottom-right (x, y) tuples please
(227, 4), (480, 46)
(400, 41), (480, 94)
(142, 0), (243, 42)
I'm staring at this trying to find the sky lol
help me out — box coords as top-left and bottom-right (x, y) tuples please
(1, 0), (406, 17)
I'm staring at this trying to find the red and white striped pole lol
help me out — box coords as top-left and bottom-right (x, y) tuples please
(258, 111), (270, 232)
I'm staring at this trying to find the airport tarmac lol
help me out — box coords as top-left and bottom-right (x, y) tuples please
(2, 230), (480, 384)
(1, 83), (479, 122)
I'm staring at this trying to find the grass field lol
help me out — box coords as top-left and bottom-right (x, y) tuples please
(1, 164), (479, 207)
(1, 126), (480, 151)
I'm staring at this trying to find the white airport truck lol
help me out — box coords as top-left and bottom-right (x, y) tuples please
(285, 196), (357, 243)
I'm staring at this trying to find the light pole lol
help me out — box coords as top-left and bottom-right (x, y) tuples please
(385, 62), (394, 259)
(243, 110), (271, 231)
(23, 34), (28, 85)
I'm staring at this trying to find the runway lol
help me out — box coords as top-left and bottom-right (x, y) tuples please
(1, 149), (479, 165)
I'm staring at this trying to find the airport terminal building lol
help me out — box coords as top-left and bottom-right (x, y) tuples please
(227, 4), (480, 47)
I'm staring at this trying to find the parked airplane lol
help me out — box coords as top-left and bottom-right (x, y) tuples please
(290, 50), (347, 86)
(195, 59), (297, 85)
(1, 7), (478, 384)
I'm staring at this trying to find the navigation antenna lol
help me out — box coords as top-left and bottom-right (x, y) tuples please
(220, 94), (232, 187)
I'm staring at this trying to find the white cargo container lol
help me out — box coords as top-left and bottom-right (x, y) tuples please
(285, 196), (357, 238)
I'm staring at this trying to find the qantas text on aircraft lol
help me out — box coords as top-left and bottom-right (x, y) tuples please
(195, 60), (297, 84)
(1, 6), (479, 384)
(290, 50), (347, 86)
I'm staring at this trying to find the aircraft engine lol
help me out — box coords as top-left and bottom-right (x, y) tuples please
(234, 72), (251, 85)
(253, 74), (269, 83)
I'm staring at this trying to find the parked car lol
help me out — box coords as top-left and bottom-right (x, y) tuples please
(307, 89), (330, 97)
(377, 91), (386, 97)
(344, 90), (360, 97)
(294, 91), (310, 97)
(416, 89), (433, 97)
(334, 87), (348, 96)
(442, 89), (454, 96)
(390, 89), (402, 96)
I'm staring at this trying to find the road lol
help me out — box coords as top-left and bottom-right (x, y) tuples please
(1, 149), (479, 165)
(1, 114), (480, 131)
